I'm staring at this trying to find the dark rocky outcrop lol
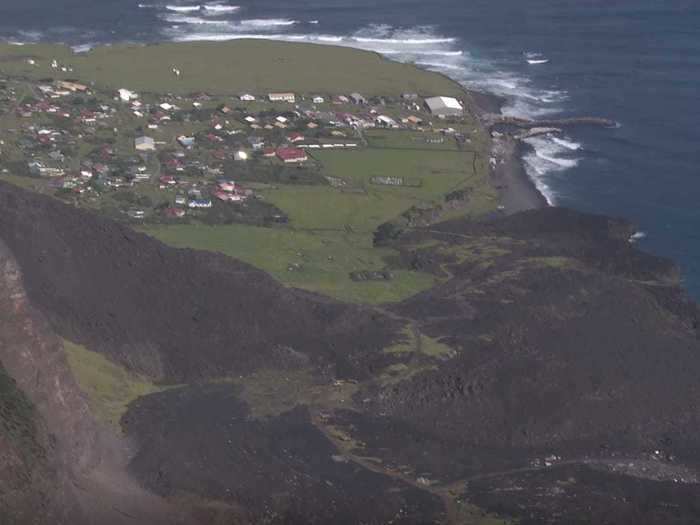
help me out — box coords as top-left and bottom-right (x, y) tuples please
(122, 384), (445, 524)
(0, 181), (401, 384)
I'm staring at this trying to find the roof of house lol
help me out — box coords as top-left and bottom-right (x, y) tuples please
(424, 96), (463, 113)
(276, 148), (307, 161)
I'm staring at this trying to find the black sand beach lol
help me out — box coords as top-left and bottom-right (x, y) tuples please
(491, 135), (549, 214)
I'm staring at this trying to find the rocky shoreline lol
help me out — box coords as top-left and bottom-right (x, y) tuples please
(467, 87), (616, 215)
(465, 88), (550, 214)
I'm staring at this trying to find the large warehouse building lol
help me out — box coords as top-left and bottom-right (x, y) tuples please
(424, 96), (464, 117)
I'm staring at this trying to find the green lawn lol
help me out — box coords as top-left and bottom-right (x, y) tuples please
(140, 140), (495, 305)
(365, 129), (462, 151)
(0, 40), (466, 98)
(262, 148), (476, 232)
(141, 223), (436, 304)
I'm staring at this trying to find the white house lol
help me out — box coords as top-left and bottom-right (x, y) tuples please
(134, 136), (155, 152)
(240, 93), (256, 101)
(268, 92), (296, 103)
(312, 96), (325, 104)
(118, 88), (138, 102)
(376, 115), (399, 128)
(188, 199), (212, 209)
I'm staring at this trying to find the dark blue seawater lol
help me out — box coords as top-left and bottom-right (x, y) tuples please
(1, 0), (699, 296)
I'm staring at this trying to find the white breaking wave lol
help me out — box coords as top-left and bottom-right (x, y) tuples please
(15, 30), (44, 42)
(551, 136), (582, 151)
(352, 36), (456, 45)
(162, 15), (296, 31)
(72, 43), (96, 53)
(535, 151), (579, 169)
(629, 231), (647, 242)
(522, 135), (584, 205)
(378, 49), (463, 56)
(163, 14), (229, 24)
(165, 5), (202, 12)
(202, 3), (241, 13)
(161, 19), (577, 200)
(171, 32), (295, 41)
(316, 36), (343, 42)
(414, 61), (464, 71)
(240, 19), (298, 27)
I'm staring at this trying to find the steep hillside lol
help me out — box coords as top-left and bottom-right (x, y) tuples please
(0, 239), (188, 524)
(0, 181), (402, 384)
(2, 182), (700, 523)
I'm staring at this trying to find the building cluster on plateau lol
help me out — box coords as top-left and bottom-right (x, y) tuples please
(0, 72), (468, 223)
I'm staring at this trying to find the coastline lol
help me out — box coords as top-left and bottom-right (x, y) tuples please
(489, 136), (549, 214)
(465, 87), (549, 215)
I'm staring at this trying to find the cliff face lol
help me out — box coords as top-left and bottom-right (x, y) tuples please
(0, 241), (188, 525)
(0, 241), (95, 523)
(0, 241), (100, 471)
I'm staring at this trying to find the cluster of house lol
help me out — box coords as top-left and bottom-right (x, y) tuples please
(1, 74), (468, 222)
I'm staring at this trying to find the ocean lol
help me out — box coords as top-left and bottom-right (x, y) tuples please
(2, 0), (699, 296)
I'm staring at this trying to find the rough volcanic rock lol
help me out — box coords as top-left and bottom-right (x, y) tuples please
(465, 464), (700, 525)
(0, 181), (401, 384)
(122, 384), (445, 524)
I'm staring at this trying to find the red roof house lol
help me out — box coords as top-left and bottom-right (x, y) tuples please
(276, 148), (308, 163)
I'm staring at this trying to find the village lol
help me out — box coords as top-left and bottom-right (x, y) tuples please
(0, 71), (474, 226)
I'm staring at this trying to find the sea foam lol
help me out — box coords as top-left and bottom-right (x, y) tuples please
(165, 5), (202, 12)
(202, 3), (240, 13)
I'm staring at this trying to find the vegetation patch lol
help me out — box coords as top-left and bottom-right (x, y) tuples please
(228, 368), (359, 419)
(141, 223), (436, 304)
(63, 339), (167, 428)
(0, 40), (466, 97)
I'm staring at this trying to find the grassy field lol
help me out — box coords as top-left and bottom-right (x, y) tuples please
(365, 129), (462, 151)
(63, 339), (166, 428)
(141, 144), (493, 304)
(0, 40), (466, 98)
(262, 148), (478, 231)
(141, 223), (436, 304)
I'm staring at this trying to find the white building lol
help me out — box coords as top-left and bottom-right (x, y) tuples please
(268, 92), (296, 103)
(376, 115), (399, 128)
(118, 88), (138, 102)
(240, 93), (256, 101)
(424, 96), (463, 117)
(134, 136), (155, 152)
(188, 199), (212, 209)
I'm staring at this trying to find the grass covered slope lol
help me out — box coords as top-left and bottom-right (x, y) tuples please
(0, 40), (465, 97)
(141, 224), (436, 304)
(63, 339), (166, 428)
(142, 134), (494, 304)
